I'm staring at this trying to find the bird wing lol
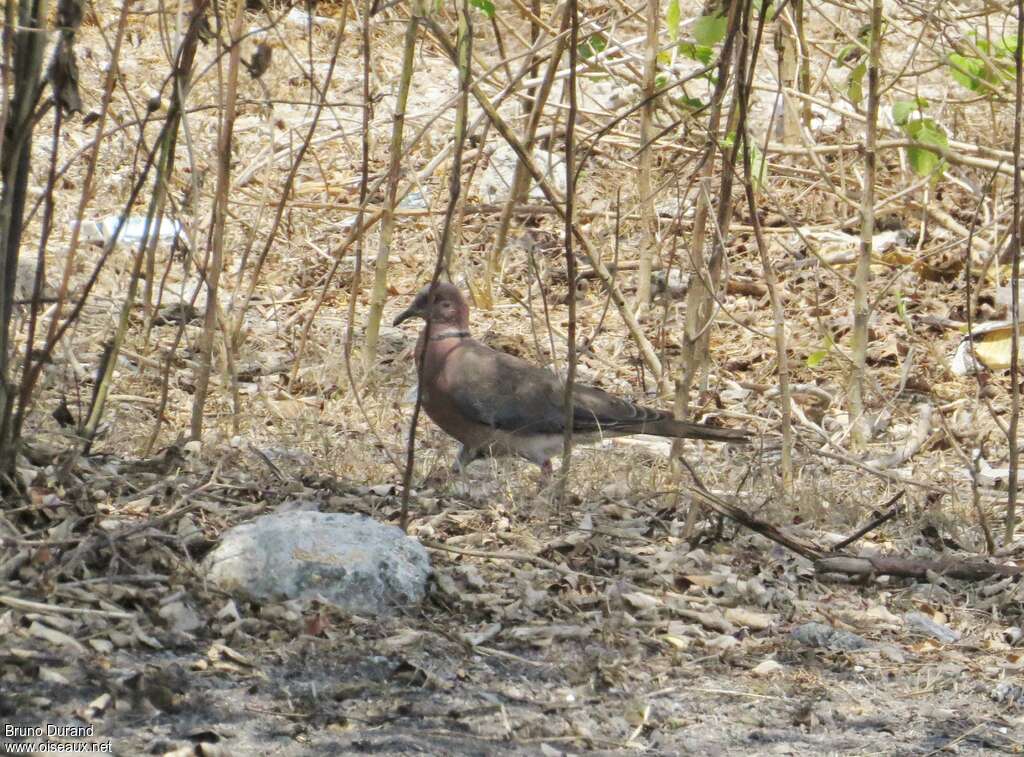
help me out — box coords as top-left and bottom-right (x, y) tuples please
(442, 341), (664, 436)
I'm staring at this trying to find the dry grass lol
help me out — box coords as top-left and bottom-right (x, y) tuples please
(9, 0), (1016, 552)
(5, 7), (1024, 752)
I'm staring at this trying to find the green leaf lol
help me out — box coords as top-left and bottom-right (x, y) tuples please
(469, 0), (494, 18)
(895, 291), (913, 331)
(846, 61), (866, 107)
(904, 118), (947, 177)
(906, 147), (939, 176)
(997, 35), (1020, 57)
(579, 33), (607, 59)
(655, 73), (668, 90)
(678, 95), (704, 110)
(906, 118), (947, 147)
(747, 142), (767, 190)
(678, 42), (714, 66)
(667, 0), (680, 43)
(891, 97), (927, 126)
(806, 349), (829, 368)
(947, 53), (988, 92)
(892, 100), (945, 178)
(694, 12), (727, 46)
(835, 43), (860, 67)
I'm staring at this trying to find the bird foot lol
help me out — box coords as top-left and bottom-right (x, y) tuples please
(420, 466), (456, 490)
(533, 460), (558, 499)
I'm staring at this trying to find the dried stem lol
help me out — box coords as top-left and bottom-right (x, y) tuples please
(400, 0), (472, 531)
(189, 4), (245, 441)
(1006, 0), (1023, 542)
(557, 0), (579, 508)
(635, 0), (658, 315)
(363, 10), (420, 370)
(848, 0), (883, 451)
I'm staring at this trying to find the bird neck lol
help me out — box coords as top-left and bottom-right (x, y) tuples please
(427, 329), (470, 341)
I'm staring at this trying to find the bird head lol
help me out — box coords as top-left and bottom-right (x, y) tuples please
(393, 282), (470, 329)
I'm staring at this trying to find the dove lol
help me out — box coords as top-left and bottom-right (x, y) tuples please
(393, 283), (748, 475)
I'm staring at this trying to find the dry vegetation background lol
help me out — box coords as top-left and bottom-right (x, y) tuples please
(1, 0), (1024, 753)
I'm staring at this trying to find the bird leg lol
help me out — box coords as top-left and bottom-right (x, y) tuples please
(454, 444), (478, 474)
(540, 459), (553, 480)
(421, 447), (474, 489)
(531, 459), (557, 499)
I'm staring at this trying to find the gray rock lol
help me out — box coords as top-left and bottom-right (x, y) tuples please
(204, 512), (431, 616)
(652, 269), (690, 299)
(480, 143), (565, 203)
(15, 260), (54, 303)
(158, 600), (202, 633)
(904, 611), (959, 643)
(790, 622), (868, 651)
(990, 682), (1024, 707)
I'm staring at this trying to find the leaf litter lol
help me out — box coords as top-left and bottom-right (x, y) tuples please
(2, 0), (1023, 754)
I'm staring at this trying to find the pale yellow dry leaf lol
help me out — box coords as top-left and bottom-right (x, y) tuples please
(28, 621), (87, 655)
(663, 634), (691, 650)
(973, 327), (1022, 371)
(622, 592), (662, 611)
(751, 659), (783, 677)
(208, 642), (254, 667)
(381, 629), (425, 650)
(683, 574), (729, 589)
(706, 634), (740, 652)
(39, 667), (71, 685)
(724, 608), (775, 631)
(623, 699), (650, 727)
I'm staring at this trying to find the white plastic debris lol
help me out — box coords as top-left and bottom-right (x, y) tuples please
(72, 216), (187, 248)
(481, 144), (566, 203)
(399, 190), (429, 210)
(950, 320), (1024, 375)
(284, 7), (334, 29)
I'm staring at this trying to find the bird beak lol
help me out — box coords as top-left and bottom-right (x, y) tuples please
(393, 304), (422, 327)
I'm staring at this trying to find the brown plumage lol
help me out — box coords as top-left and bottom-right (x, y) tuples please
(393, 283), (749, 474)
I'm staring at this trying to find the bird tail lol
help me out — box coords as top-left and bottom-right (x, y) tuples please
(636, 418), (751, 443)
